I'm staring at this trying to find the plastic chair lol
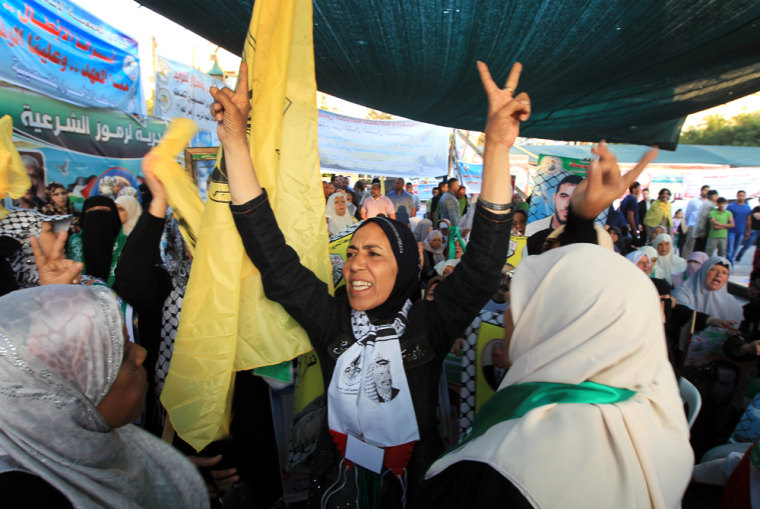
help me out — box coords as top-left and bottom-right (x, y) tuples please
(678, 377), (702, 429)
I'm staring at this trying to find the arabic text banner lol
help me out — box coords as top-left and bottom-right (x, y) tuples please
(153, 56), (226, 135)
(318, 109), (450, 178)
(0, 82), (166, 196)
(0, 0), (143, 114)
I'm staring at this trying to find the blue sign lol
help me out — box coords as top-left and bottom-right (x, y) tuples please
(0, 0), (144, 114)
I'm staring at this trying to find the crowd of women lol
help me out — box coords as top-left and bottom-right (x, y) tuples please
(1, 57), (759, 509)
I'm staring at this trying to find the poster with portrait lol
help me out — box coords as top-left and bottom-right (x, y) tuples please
(525, 154), (608, 237)
(328, 220), (364, 289)
(507, 235), (527, 267)
(459, 310), (505, 433)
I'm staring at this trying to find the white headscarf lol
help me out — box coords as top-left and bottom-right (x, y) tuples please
(672, 256), (742, 323)
(652, 233), (686, 286)
(115, 195), (142, 235)
(326, 191), (355, 236)
(427, 244), (693, 509)
(414, 219), (433, 242)
(625, 249), (649, 266)
(434, 257), (460, 275)
(0, 285), (208, 509)
(423, 229), (446, 265)
(640, 245), (658, 276)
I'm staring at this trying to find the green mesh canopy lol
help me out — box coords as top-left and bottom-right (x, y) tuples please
(138, 0), (760, 148)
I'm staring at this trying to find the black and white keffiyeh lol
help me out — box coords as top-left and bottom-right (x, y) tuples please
(327, 299), (420, 447)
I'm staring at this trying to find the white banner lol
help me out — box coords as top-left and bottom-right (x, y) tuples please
(153, 56), (226, 133)
(318, 110), (450, 178)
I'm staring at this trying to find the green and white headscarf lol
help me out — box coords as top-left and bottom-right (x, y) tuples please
(427, 244), (693, 509)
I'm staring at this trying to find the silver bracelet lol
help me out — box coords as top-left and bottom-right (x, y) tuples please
(477, 197), (513, 211)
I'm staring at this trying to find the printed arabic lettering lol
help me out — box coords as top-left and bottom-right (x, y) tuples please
(90, 48), (115, 64)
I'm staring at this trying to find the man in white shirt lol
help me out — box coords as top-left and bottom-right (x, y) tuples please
(682, 184), (710, 258)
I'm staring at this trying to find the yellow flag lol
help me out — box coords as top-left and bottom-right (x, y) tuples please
(161, 0), (332, 451)
(0, 115), (31, 220)
(143, 118), (202, 254)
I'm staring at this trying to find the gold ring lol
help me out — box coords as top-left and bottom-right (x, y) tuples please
(505, 87), (515, 94)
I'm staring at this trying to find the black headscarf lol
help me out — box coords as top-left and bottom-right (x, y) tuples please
(80, 196), (121, 281)
(354, 216), (421, 319)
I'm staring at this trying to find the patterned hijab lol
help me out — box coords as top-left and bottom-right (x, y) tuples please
(0, 285), (208, 509)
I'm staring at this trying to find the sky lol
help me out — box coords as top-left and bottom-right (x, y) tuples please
(71, 0), (758, 129)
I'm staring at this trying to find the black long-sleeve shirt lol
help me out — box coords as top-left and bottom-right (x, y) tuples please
(230, 190), (512, 503)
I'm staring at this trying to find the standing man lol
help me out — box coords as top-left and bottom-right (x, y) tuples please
(694, 190), (719, 253)
(707, 197), (734, 257)
(736, 201), (760, 263)
(430, 181), (448, 222)
(387, 178), (416, 225)
(637, 188), (652, 230)
(437, 177), (462, 226)
(682, 185), (710, 257)
(361, 181), (396, 219)
(726, 190), (752, 263)
(425, 187), (439, 220)
(406, 182), (422, 219)
(620, 181), (642, 246)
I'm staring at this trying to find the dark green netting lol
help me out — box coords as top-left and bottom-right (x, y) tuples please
(137, 0), (760, 148)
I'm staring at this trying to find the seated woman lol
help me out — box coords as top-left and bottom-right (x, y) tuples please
(414, 218), (433, 243)
(686, 251), (709, 279)
(652, 233), (687, 288)
(640, 245), (659, 276)
(326, 190), (356, 236)
(0, 285), (208, 508)
(672, 256), (743, 328)
(421, 229), (445, 280)
(210, 60), (524, 506)
(648, 224), (668, 245)
(417, 243), (693, 508)
(627, 249), (652, 275)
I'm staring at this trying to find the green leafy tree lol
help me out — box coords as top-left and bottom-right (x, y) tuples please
(680, 112), (760, 146)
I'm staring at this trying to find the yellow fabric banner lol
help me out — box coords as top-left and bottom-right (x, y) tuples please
(507, 235), (527, 267)
(0, 115), (31, 220)
(143, 118), (202, 254)
(161, 0), (331, 451)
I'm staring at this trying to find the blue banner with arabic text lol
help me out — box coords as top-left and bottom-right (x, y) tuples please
(0, 0), (144, 114)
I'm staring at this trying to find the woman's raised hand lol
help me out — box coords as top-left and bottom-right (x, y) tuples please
(30, 223), (82, 285)
(141, 157), (168, 219)
(209, 61), (250, 145)
(477, 61), (531, 150)
(571, 142), (659, 220)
